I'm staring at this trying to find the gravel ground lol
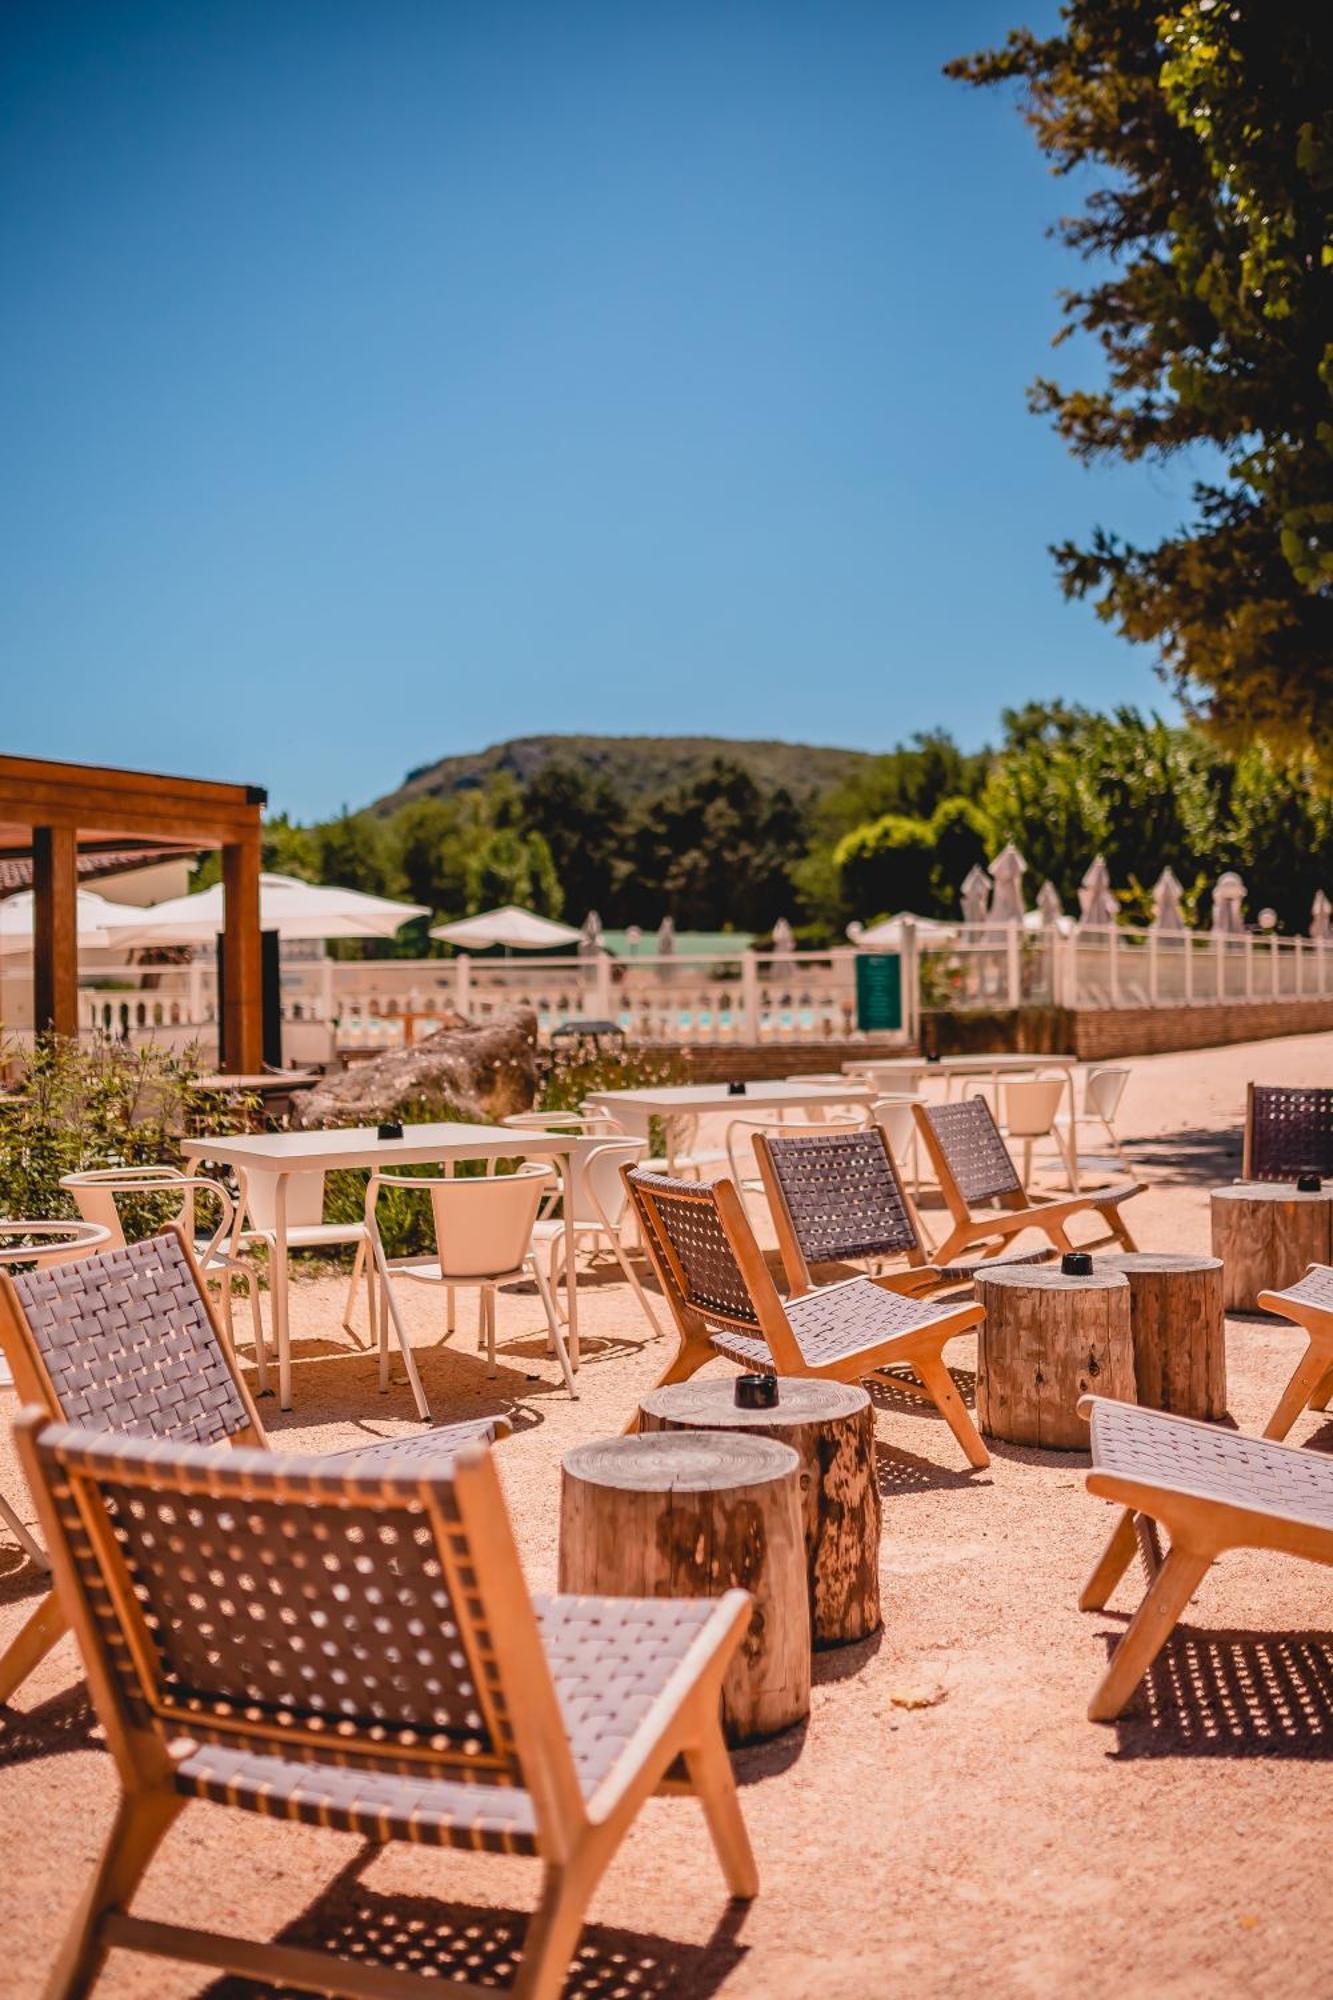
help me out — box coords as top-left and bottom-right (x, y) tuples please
(3, 1031), (1332, 1998)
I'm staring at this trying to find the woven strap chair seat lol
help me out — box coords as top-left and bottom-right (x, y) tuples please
(324, 1418), (506, 1473)
(933, 1245), (1052, 1280)
(1262, 1263), (1333, 1315)
(710, 1277), (965, 1372)
(1248, 1085), (1333, 1182)
(173, 1592), (722, 1852)
(1088, 1397), (1333, 1531)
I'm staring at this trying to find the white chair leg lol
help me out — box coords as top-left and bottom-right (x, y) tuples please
(484, 1287), (497, 1375)
(244, 1271), (270, 1395)
(341, 1237), (369, 1346)
(0, 1489), (47, 1569)
(611, 1238), (664, 1338)
(373, 1241), (432, 1420)
(531, 1257), (578, 1397)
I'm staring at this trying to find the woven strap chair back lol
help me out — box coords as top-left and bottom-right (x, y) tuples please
(922, 1097), (1024, 1206)
(11, 1232), (251, 1445)
(625, 1171), (760, 1328)
(1248, 1085), (1333, 1182)
(32, 1421), (519, 1777)
(763, 1128), (918, 1262)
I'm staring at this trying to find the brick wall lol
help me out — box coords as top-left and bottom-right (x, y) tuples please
(1069, 998), (1333, 1060)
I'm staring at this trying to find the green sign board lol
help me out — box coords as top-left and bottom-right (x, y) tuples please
(855, 953), (902, 1033)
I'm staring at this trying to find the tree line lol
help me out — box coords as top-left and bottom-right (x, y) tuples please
(234, 703), (1333, 950)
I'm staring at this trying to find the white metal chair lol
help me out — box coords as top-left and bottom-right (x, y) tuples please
(367, 1161), (576, 1417)
(60, 1166), (269, 1391)
(528, 1137), (662, 1334)
(588, 1101), (727, 1181)
(998, 1078), (1076, 1192)
(869, 1094), (927, 1202)
(501, 1108), (618, 1134)
(0, 1219), (111, 1567)
(1055, 1065), (1135, 1178)
(236, 1164), (371, 1348)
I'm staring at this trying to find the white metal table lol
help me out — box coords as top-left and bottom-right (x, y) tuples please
(183, 1123), (578, 1410)
(585, 1078), (878, 1170)
(843, 1053), (1084, 1189)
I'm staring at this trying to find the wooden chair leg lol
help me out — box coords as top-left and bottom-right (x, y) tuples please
(1078, 1507), (1138, 1611)
(0, 1489), (46, 1569)
(1087, 1543), (1213, 1723)
(43, 1788), (183, 2000)
(624, 1339), (718, 1431)
(683, 1724), (759, 1900)
(512, 1857), (599, 2000)
(1043, 1218), (1075, 1254)
(0, 1588), (69, 1705)
(910, 1349), (990, 1470)
(1309, 1361), (1333, 1413)
(1105, 1200), (1139, 1252)
(1262, 1341), (1331, 1441)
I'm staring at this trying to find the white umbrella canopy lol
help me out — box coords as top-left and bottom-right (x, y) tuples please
(851, 912), (960, 948)
(110, 873), (429, 947)
(0, 887), (144, 955)
(430, 904), (582, 950)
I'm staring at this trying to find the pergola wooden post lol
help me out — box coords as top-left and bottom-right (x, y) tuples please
(0, 755), (266, 1074)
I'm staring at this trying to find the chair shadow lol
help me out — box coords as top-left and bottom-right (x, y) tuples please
(199, 1848), (750, 1999)
(1125, 1124), (1243, 1188)
(873, 1440), (987, 1496)
(0, 1682), (100, 1768)
(1102, 1622), (1333, 1759)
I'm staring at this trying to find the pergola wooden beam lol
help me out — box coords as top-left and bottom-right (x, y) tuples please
(0, 753), (267, 1074)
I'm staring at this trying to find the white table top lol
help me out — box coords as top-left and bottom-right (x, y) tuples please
(183, 1121), (574, 1174)
(844, 1053), (1076, 1078)
(585, 1079), (876, 1114)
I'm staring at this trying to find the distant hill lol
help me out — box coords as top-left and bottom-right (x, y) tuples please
(370, 734), (876, 815)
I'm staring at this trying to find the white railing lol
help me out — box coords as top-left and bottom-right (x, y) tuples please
(917, 925), (1333, 1013)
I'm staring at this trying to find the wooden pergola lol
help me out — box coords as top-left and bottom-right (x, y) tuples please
(0, 753), (266, 1073)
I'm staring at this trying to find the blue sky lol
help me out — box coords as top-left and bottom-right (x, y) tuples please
(1, 1), (1194, 820)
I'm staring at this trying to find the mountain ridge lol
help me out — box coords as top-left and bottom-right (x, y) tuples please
(369, 733), (877, 814)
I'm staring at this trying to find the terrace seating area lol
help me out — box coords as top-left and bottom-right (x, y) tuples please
(3, 1031), (1333, 1996)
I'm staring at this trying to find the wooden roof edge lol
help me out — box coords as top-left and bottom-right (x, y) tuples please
(0, 752), (267, 812)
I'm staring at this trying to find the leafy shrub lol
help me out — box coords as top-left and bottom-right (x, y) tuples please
(0, 1037), (258, 1241)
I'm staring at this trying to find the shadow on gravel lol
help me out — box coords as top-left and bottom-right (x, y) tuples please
(0, 1683), (99, 1768)
(1127, 1124), (1243, 1187)
(200, 1849), (751, 1999)
(1105, 1623), (1333, 1759)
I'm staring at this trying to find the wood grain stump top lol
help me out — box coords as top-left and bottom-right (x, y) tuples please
(1210, 1182), (1333, 1312)
(972, 1263), (1134, 1450)
(558, 1430), (810, 1743)
(638, 1378), (881, 1648)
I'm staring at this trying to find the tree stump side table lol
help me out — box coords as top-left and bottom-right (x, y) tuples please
(973, 1264), (1134, 1450)
(558, 1430), (810, 1743)
(637, 1378), (880, 1648)
(1096, 1252), (1227, 1420)
(1210, 1183), (1333, 1311)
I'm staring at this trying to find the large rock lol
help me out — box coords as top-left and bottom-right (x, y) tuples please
(294, 1007), (539, 1129)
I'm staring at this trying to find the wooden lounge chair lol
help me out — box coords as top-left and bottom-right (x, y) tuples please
(911, 1096), (1143, 1266)
(16, 1412), (756, 2000)
(754, 1125), (1052, 1298)
(1079, 1393), (1333, 1722)
(624, 1166), (991, 1468)
(1242, 1082), (1333, 1181)
(0, 1226), (506, 1708)
(1255, 1264), (1333, 1439)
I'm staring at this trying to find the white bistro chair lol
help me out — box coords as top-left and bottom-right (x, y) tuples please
(998, 1077), (1077, 1192)
(61, 1166), (269, 1391)
(366, 1161), (575, 1419)
(528, 1136), (661, 1335)
(235, 1165), (372, 1348)
(1056, 1065), (1135, 1178)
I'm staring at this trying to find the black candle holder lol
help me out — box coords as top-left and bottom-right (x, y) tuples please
(727, 1080), (747, 1096)
(1061, 1250), (1093, 1276)
(377, 1121), (404, 1141)
(735, 1374), (778, 1409)
(1297, 1172), (1323, 1193)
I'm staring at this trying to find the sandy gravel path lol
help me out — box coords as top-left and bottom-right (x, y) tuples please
(2, 1030), (1331, 1997)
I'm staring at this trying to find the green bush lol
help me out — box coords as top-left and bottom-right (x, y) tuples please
(0, 1037), (258, 1241)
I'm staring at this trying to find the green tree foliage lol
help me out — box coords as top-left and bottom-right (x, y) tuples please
(833, 814), (937, 922)
(520, 761), (629, 918)
(624, 760), (810, 931)
(948, 4), (1333, 754)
